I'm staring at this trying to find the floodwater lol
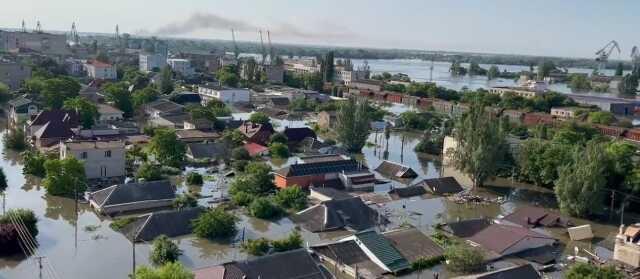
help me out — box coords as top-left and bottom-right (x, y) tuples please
(351, 59), (634, 98)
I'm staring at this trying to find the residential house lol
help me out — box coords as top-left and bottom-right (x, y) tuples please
(439, 218), (492, 238)
(550, 107), (580, 119)
(237, 121), (274, 146)
(414, 177), (464, 195)
(60, 140), (126, 180)
(243, 142), (269, 157)
(309, 186), (353, 202)
(337, 170), (377, 191)
(144, 99), (185, 118)
(198, 84), (250, 104)
(317, 111), (337, 129)
(273, 158), (365, 188)
(150, 113), (190, 129)
(0, 61), (31, 90)
(97, 104), (124, 122)
(28, 110), (80, 149)
(176, 129), (220, 143)
(375, 160), (418, 179)
(84, 60), (117, 80)
(499, 206), (569, 228)
(193, 249), (327, 279)
(268, 97), (290, 110)
(167, 58), (195, 77)
(489, 86), (545, 99)
(183, 118), (216, 130)
(614, 223), (640, 268)
(186, 142), (227, 162)
(467, 223), (557, 258)
(88, 180), (176, 215)
(8, 95), (38, 123)
(388, 185), (427, 200)
(139, 53), (167, 72)
(293, 197), (387, 232)
(119, 207), (204, 242)
(283, 127), (317, 145)
(454, 264), (541, 279)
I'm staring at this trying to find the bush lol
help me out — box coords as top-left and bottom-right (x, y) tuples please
(444, 245), (484, 273)
(231, 191), (254, 206)
(192, 208), (238, 239)
(186, 172), (203, 185)
(412, 256), (446, 271)
(150, 235), (183, 266)
(3, 128), (26, 151)
(249, 112), (270, 125)
(565, 263), (624, 279)
(271, 231), (303, 252)
(173, 194), (198, 209)
(136, 163), (163, 182)
(109, 217), (135, 230)
(0, 223), (21, 256)
(269, 133), (288, 145)
(269, 143), (289, 159)
(23, 151), (47, 177)
(232, 147), (251, 161)
(43, 157), (86, 197)
(232, 160), (249, 172)
(241, 238), (271, 256)
(0, 209), (38, 237)
(249, 197), (281, 219)
(134, 262), (194, 279)
(274, 186), (307, 210)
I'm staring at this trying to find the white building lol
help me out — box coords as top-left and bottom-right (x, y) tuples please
(167, 58), (195, 77)
(139, 53), (167, 72)
(60, 140), (126, 179)
(84, 60), (117, 80)
(488, 86), (545, 99)
(198, 84), (250, 104)
(284, 58), (321, 74)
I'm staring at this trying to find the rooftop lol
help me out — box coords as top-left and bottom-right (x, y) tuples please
(415, 176), (464, 195)
(120, 207), (204, 242)
(64, 139), (125, 150)
(375, 160), (418, 179)
(89, 180), (175, 208)
(275, 159), (363, 177)
(356, 231), (411, 273)
(293, 197), (386, 232)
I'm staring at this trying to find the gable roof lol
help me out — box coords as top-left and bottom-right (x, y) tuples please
(456, 264), (540, 279)
(388, 185), (427, 199)
(275, 159), (362, 177)
(171, 92), (202, 105)
(90, 180), (176, 207)
(468, 224), (555, 255)
(283, 127), (317, 143)
(441, 218), (492, 238)
(415, 176), (464, 195)
(33, 120), (75, 139)
(232, 249), (326, 279)
(311, 240), (387, 278)
(356, 231), (410, 273)
(501, 206), (568, 228)
(237, 121), (274, 144)
(187, 142), (226, 159)
(293, 197), (386, 232)
(147, 99), (184, 113)
(375, 161), (418, 178)
(30, 110), (80, 127)
(120, 207), (204, 241)
(243, 142), (268, 157)
(269, 97), (290, 106)
(382, 227), (444, 262)
(310, 186), (353, 201)
(8, 96), (32, 107)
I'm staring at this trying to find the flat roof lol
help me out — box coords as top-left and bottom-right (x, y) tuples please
(64, 140), (124, 150)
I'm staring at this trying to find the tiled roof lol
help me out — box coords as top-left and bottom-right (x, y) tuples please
(441, 218), (491, 238)
(232, 249), (326, 279)
(356, 231), (410, 273)
(375, 161), (418, 178)
(90, 180), (175, 207)
(293, 197), (386, 232)
(33, 120), (74, 139)
(187, 142), (226, 159)
(382, 228), (444, 262)
(120, 207), (204, 241)
(147, 99), (184, 113)
(469, 224), (555, 255)
(30, 110), (80, 126)
(275, 159), (362, 177)
(243, 142), (268, 157)
(501, 206), (568, 228)
(415, 177), (464, 195)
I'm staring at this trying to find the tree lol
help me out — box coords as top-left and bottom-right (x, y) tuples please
(568, 74), (592, 91)
(269, 133), (288, 145)
(537, 61), (556, 79)
(271, 231), (302, 252)
(42, 158), (86, 197)
(269, 142), (289, 159)
(192, 208), (238, 239)
(136, 163), (163, 182)
(615, 62), (624, 77)
(0, 82), (10, 103)
(555, 141), (607, 217)
(186, 172), (203, 185)
(231, 147), (251, 161)
(42, 77), (81, 109)
(173, 194), (198, 209)
(0, 168), (6, 193)
(216, 65), (239, 87)
(444, 245), (484, 273)
(588, 111), (616, 125)
(518, 139), (571, 187)
(618, 73), (639, 95)
(23, 151), (48, 177)
(132, 86), (159, 108)
(229, 162), (275, 196)
(321, 51), (335, 83)
(188, 99), (231, 121)
(449, 98), (506, 189)
(274, 186), (307, 210)
(63, 97), (99, 128)
(0, 224), (21, 256)
(0, 209), (38, 237)
(249, 197), (281, 219)
(487, 65), (499, 80)
(335, 98), (371, 152)
(241, 238), (270, 256)
(231, 191), (254, 206)
(249, 112), (270, 125)
(149, 129), (185, 167)
(159, 66), (174, 94)
(134, 262), (194, 279)
(103, 82), (134, 117)
(565, 263), (624, 279)
(150, 235), (182, 266)
(3, 128), (27, 151)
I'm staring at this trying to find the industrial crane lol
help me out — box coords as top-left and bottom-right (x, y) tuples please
(632, 46), (640, 68)
(595, 40), (621, 71)
(267, 30), (274, 65)
(231, 29), (240, 58)
(258, 30), (267, 66)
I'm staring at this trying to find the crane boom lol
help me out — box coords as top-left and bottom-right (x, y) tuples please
(595, 40), (621, 71)
(632, 46), (640, 67)
(267, 30), (274, 65)
(231, 29), (239, 58)
(258, 30), (266, 66)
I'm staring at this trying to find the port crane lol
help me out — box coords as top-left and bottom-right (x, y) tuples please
(258, 30), (267, 65)
(632, 46), (640, 69)
(267, 30), (274, 65)
(231, 29), (240, 58)
(595, 40), (621, 71)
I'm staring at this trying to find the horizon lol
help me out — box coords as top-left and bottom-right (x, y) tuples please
(0, 0), (637, 60)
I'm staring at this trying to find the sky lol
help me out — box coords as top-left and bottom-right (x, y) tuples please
(0, 0), (637, 59)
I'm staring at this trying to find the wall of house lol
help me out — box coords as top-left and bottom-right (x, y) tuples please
(275, 174), (325, 188)
(62, 145), (126, 179)
(614, 241), (640, 268)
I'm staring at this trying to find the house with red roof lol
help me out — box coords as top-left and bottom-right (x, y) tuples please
(243, 142), (269, 157)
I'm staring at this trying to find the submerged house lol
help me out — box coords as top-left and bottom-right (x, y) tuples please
(119, 207), (204, 242)
(499, 206), (570, 228)
(468, 223), (557, 258)
(237, 121), (274, 146)
(87, 180), (176, 215)
(273, 158), (367, 188)
(186, 142), (227, 162)
(413, 176), (464, 195)
(454, 264), (541, 279)
(375, 160), (418, 179)
(293, 197), (387, 232)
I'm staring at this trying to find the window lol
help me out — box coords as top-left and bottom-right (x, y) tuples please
(81, 152), (87, 159)
(105, 150), (111, 158)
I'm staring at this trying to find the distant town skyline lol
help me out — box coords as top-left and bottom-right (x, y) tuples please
(0, 0), (637, 59)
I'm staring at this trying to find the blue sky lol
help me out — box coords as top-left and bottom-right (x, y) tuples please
(0, 0), (637, 58)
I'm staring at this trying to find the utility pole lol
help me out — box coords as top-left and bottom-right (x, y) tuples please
(609, 190), (615, 221)
(35, 256), (44, 279)
(1, 192), (5, 215)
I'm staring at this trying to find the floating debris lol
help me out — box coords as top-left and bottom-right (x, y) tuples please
(449, 191), (504, 205)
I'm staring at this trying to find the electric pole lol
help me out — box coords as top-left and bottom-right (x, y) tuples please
(35, 256), (44, 279)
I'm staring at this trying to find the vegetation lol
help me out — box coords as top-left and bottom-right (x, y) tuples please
(186, 172), (203, 185)
(134, 262), (194, 279)
(109, 217), (135, 230)
(487, 65), (499, 80)
(149, 129), (185, 167)
(284, 72), (323, 91)
(0, 208), (38, 237)
(0, 168), (6, 192)
(39, 76), (81, 109)
(136, 163), (164, 182)
(399, 111), (442, 131)
(103, 82), (134, 117)
(231, 147), (251, 161)
(63, 97), (99, 128)
(3, 128), (27, 151)
(217, 65), (240, 87)
(249, 197), (281, 219)
(565, 263), (624, 279)
(449, 98), (506, 189)
(335, 98), (371, 152)
(173, 194), (198, 209)
(132, 86), (159, 108)
(192, 208), (238, 239)
(444, 245), (484, 273)
(518, 139), (572, 186)
(159, 66), (174, 94)
(268, 142), (289, 159)
(271, 231), (303, 252)
(43, 157), (86, 197)
(568, 74), (592, 91)
(587, 111), (616, 125)
(231, 191), (254, 206)
(274, 186), (307, 211)
(411, 256), (446, 271)
(188, 99), (231, 121)
(229, 162), (276, 199)
(248, 112), (270, 125)
(269, 133), (288, 145)
(241, 238), (271, 256)
(619, 72), (639, 95)
(22, 151), (48, 177)
(537, 61), (556, 79)
(150, 235), (183, 266)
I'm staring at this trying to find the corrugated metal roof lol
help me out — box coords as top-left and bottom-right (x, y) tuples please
(356, 231), (410, 273)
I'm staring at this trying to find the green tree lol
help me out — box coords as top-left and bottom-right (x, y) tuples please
(565, 263), (624, 279)
(42, 77), (81, 109)
(136, 163), (163, 181)
(63, 97), (99, 128)
(321, 51), (335, 83)
(229, 162), (275, 196)
(231, 191), (254, 206)
(269, 142), (289, 159)
(249, 197), (281, 219)
(0, 168), (6, 192)
(173, 194), (198, 209)
(518, 139), (571, 186)
(271, 231), (302, 252)
(134, 262), (194, 279)
(618, 73), (639, 95)
(186, 172), (203, 185)
(555, 141), (607, 217)
(132, 86), (159, 108)
(149, 129), (185, 167)
(274, 186), (307, 210)
(3, 128), (27, 151)
(42, 158), (86, 197)
(335, 98), (371, 152)
(269, 133), (288, 145)
(159, 66), (174, 94)
(487, 65), (499, 80)
(23, 151), (48, 177)
(216, 65), (239, 87)
(249, 112), (270, 125)
(150, 235), (182, 266)
(103, 82), (134, 117)
(231, 147), (251, 161)
(0, 82), (10, 103)
(537, 61), (556, 79)
(588, 111), (616, 125)
(449, 98), (506, 189)
(192, 208), (238, 239)
(0, 209), (38, 237)
(568, 74), (592, 91)
(241, 238), (270, 256)
(444, 245), (484, 273)
(615, 62), (624, 77)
